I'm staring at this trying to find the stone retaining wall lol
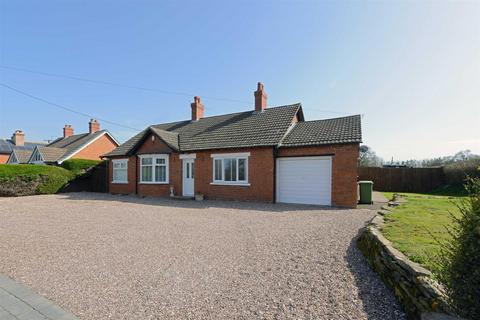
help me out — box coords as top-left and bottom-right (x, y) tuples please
(357, 205), (454, 320)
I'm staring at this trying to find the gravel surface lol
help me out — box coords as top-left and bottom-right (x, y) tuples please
(0, 193), (406, 319)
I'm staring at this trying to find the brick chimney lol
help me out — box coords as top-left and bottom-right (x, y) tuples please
(63, 125), (74, 138)
(11, 130), (25, 146)
(191, 96), (204, 121)
(254, 82), (267, 112)
(89, 119), (100, 133)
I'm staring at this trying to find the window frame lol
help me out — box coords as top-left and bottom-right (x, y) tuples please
(138, 154), (169, 184)
(211, 153), (250, 186)
(112, 158), (129, 184)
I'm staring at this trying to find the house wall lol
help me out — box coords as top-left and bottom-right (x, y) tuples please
(277, 143), (359, 207)
(107, 136), (359, 206)
(72, 134), (118, 161)
(0, 154), (9, 164)
(193, 147), (275, 202)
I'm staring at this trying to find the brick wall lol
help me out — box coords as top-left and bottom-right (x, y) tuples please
(73, 134), (118, 161)
(107, 133), (359, 206)
(277, 143), (359, 207)
(0, 154), (9, 164)
(193, 147), (275, 202)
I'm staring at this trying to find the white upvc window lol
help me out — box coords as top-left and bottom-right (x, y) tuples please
(211, 152), (249, 186)
(139, 154), (169, 184)
(112, 159), (128, 183)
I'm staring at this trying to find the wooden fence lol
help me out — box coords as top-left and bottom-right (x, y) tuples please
(60, 162), (108, 193)
(358, 167), (445, 193)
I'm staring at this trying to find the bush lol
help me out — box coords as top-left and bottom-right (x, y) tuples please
(0, 164), (75, 196)
(60, 159), (101, 175)
(434, 178), (480, 319)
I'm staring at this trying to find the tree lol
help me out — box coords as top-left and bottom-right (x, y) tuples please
(359, 145), (383, 167)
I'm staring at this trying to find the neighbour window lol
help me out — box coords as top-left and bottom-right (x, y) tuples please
(112, 159), (128, 183)
(212, 154), (248, 184)
(139, 154), (169, 183)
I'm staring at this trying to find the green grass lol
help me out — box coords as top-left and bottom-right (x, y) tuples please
(380, 192), (462, 270)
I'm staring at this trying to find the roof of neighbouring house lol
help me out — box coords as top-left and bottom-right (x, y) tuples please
(105, 104), (362, 157)
(35, 146), (68, 163)
(0, 139), (46, 154)
(10, 148), (34, 163)
(279, 115), (362, 147)
(45, 129), (118, 163)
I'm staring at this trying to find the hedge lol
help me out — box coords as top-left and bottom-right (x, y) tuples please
(0, 164), (75, 196)
(60, 159), (102, 175)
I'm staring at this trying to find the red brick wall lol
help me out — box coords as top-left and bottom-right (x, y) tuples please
(0, 154), (9, 164)
(277, 143), (359, 207)
(107, 134), (359, 206)
(193, 147), (275, 202)
(108, 155), (137, 194)
(73, 134), (118, 161)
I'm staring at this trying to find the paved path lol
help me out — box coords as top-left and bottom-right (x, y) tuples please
(0, 275), (78, 320)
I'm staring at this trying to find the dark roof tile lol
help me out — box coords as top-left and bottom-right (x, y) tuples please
(280, 115), (362, 147)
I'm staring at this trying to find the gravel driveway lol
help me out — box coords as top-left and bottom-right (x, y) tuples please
(0, 193), (405, 319)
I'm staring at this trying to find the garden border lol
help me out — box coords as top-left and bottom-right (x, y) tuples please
(357, 201), (456, 320)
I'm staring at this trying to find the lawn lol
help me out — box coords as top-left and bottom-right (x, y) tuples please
(381, 191), (463, 271)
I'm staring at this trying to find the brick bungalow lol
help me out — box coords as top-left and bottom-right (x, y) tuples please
(18, 119), (119, 165)
(0, 130), (46, 164)
(104, 83), (362, 207)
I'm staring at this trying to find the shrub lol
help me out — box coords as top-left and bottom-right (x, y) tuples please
(60, 159), (101, 175)
(0, 164), (75, 196)
(434, 178), (480, 318)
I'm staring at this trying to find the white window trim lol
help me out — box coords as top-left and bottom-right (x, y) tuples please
(112, 158), (129, 184)
(179, 153), (196, 160)
(210, 152), (250, 159)
(138, 154), (170, 184)
(211, 153), (249, 186)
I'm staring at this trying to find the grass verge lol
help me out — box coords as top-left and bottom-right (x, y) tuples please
(380, 192), (462, 271)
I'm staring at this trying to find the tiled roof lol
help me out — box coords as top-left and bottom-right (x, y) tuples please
(47, 130), (117, 162)
(37, 146), (67, 162)
(150, 127), (179, 150)
(280, 115), (362, 147)
(105, 104), (302, 156)
(0, 140), (46, 154)
(11, 148), (34, 163)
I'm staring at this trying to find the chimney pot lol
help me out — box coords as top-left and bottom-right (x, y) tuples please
(11, 130), (25, 146)
(254, 82), (267, 112)
(89, 119), (100, 133)
(63, 125), (74, 138)
(191, 96), (204, 121)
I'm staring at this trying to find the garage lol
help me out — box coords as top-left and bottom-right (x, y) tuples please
(276, 156), (332, 205)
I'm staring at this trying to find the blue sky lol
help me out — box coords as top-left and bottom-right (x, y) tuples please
(0, 0), (478, 161)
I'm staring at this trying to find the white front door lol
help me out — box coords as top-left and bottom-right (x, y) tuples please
(183, 159), (195, 196)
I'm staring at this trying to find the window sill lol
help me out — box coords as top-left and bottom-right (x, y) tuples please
(112, 181), (128, 184)
(139, 182), (170, 185)
(210, 182), (250, 187)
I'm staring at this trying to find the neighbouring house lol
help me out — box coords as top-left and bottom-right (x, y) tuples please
(12, 119), (120, 165)
(0, 130), (46, 164)
(104, 83), (362, 207)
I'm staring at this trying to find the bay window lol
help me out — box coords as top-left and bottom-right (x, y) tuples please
(112, 159), (128, 183)
(139, 154), (169, 184)
(211, 153), (249, 185)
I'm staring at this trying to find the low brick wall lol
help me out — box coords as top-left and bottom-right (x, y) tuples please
(357, 208), (454, 319)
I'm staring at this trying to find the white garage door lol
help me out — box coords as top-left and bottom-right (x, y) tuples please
(276, 156), (332, 205)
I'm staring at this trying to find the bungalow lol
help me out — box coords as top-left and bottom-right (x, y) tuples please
(9, 119), (119, 165)
(104, 83), (362, 207)
(0, 130), (46, 164)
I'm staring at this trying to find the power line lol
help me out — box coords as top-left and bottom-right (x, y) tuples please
(0, 82), (141, 132)
(1, 65), (360, 116)
(0, 65), (251, 105)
